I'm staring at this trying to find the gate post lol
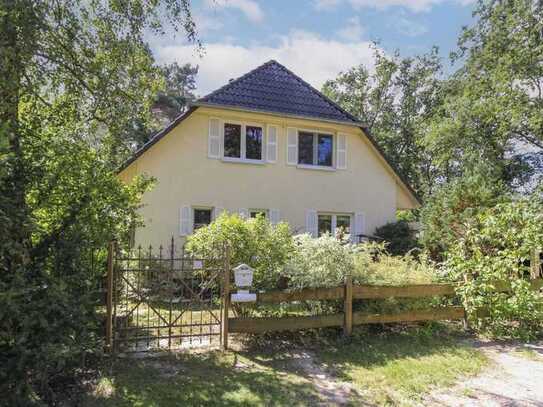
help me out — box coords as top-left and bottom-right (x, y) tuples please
(106, 240), (115, 352)
(221, 244), (231, 350)
(344, 275), (353, 336)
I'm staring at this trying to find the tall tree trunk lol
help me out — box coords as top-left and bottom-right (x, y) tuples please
(0, 0), (35, 273)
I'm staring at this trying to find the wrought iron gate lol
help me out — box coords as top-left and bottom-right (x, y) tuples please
(107, 239), (226, 352)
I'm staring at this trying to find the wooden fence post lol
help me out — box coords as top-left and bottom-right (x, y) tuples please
(344, 275), (353, 336)
(106, 240), (115, 351)
(221, 245), (231, 350)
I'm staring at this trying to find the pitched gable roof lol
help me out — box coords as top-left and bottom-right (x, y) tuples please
(195, 60), (360, 125)
(118, 61), (420, 206)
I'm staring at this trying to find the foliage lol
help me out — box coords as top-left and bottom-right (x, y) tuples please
(0, 0), (196, 403)
(446, 193), (543, 339)
(285, 234), (357, 289)
(375, 220), (419, 256)
(130, 62), (199, 147)
(420, 168), (507, 260)
(185, 214), (296, 290)
(285, 236), (438, 290)
(423, 0), (543, 192)
(155, 62), (198, 123)
(323, 46), (444, 196)
(353, 243), (438, 286)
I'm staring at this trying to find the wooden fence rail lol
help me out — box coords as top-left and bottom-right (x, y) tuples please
(227, 279), (542, 337)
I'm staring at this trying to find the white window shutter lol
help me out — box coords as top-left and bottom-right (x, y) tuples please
(287, 127), (298, 165)
(354, 212), (365, 242)
(213, 207), (224, 220)
(337, 134), (347, 170)
(238, 208), (249, 219)
(208, 118), (221, 159)
(267, 125), (278, 163)
(269, 209), (280, 225)
(305, 209), (318, 237)
(180, 206), (192, 236)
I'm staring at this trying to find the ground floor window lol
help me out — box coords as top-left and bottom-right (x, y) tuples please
(318, 213), (351, 237)
(193, 208), (213, 230)
(249, 209), (267, 219)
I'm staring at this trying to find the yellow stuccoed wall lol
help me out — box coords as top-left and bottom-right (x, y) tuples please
(119, 106), (418, 249)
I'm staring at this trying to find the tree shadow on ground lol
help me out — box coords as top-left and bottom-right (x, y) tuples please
(81, 350), (320, 407)
(235, 323), (484, 406)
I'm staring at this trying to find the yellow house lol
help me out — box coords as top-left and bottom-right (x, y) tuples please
(119, 60), (419, 249)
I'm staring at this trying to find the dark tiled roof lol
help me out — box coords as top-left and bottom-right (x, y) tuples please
(197, 60), (360, 124)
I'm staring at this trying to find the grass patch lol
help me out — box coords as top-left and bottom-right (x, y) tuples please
(82, 351), (320, 407)
(513, 347), (541, 361)
(318, 324), (488, 406)
(81, 324), (488, 406)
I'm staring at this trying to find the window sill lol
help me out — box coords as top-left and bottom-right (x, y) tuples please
(296, 164), (336, 172)
(221, 157), (266, 165)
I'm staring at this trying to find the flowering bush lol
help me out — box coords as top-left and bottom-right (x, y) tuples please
(285, 234), (357, 289)
(285, 235), (438, 289)
(446, 196), (543, 339)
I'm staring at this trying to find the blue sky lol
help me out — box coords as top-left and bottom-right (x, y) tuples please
(151, 0), (476, 96)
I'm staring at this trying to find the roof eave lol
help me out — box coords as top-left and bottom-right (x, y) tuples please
(359, 125), (422, 207)
(193, 101), (366, 128)
(117, 106), (198, 173)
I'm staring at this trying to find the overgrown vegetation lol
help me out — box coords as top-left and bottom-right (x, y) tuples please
(446, 193), (543, 339)
(0, 0), (197, 404)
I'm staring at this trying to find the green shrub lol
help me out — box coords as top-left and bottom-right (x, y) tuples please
(353, 243), (439, 286)
(286, 237), (439, 289)
(375, 220), (419, 256)
(285, 234), (357, 289)
(185, 213), (295, 290)
(446, 195), (543, 339)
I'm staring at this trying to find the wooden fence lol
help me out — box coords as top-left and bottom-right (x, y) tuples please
(224, 277), (543, 341)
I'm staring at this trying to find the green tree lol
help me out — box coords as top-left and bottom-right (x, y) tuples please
(155, 62), (199, 122)
(424, 0), (543, 190)
(130, 62), (199, 147)
(0, 0), (197, 403)
(323, 46), (444, 195)
(420, 167), (507, 260)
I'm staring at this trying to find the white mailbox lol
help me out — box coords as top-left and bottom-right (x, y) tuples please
(232, 264), (256, 303)
(233, 264), (254, 288)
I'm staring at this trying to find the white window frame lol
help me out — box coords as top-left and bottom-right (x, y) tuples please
(222, 120), (265, 164)
(296, 128), (335, 170)
(317, 212), (352, 236)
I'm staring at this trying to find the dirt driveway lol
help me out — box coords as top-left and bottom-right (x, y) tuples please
(427, 340), (543, 406)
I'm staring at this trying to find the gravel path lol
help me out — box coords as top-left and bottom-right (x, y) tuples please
(427, 340), (543, 406)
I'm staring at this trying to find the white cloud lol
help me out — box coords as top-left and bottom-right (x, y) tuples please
(392, 15), (428, 36)
(313, 0), (342, 10)
(154, 30), (376, 96)
(337, 16), (365, 41)
(206, 0), (264, 23)
(193, 12), (224, 34)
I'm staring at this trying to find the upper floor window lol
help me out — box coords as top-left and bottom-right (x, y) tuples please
(224, 122), (263, 161)
(298, 131), (333, 167)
